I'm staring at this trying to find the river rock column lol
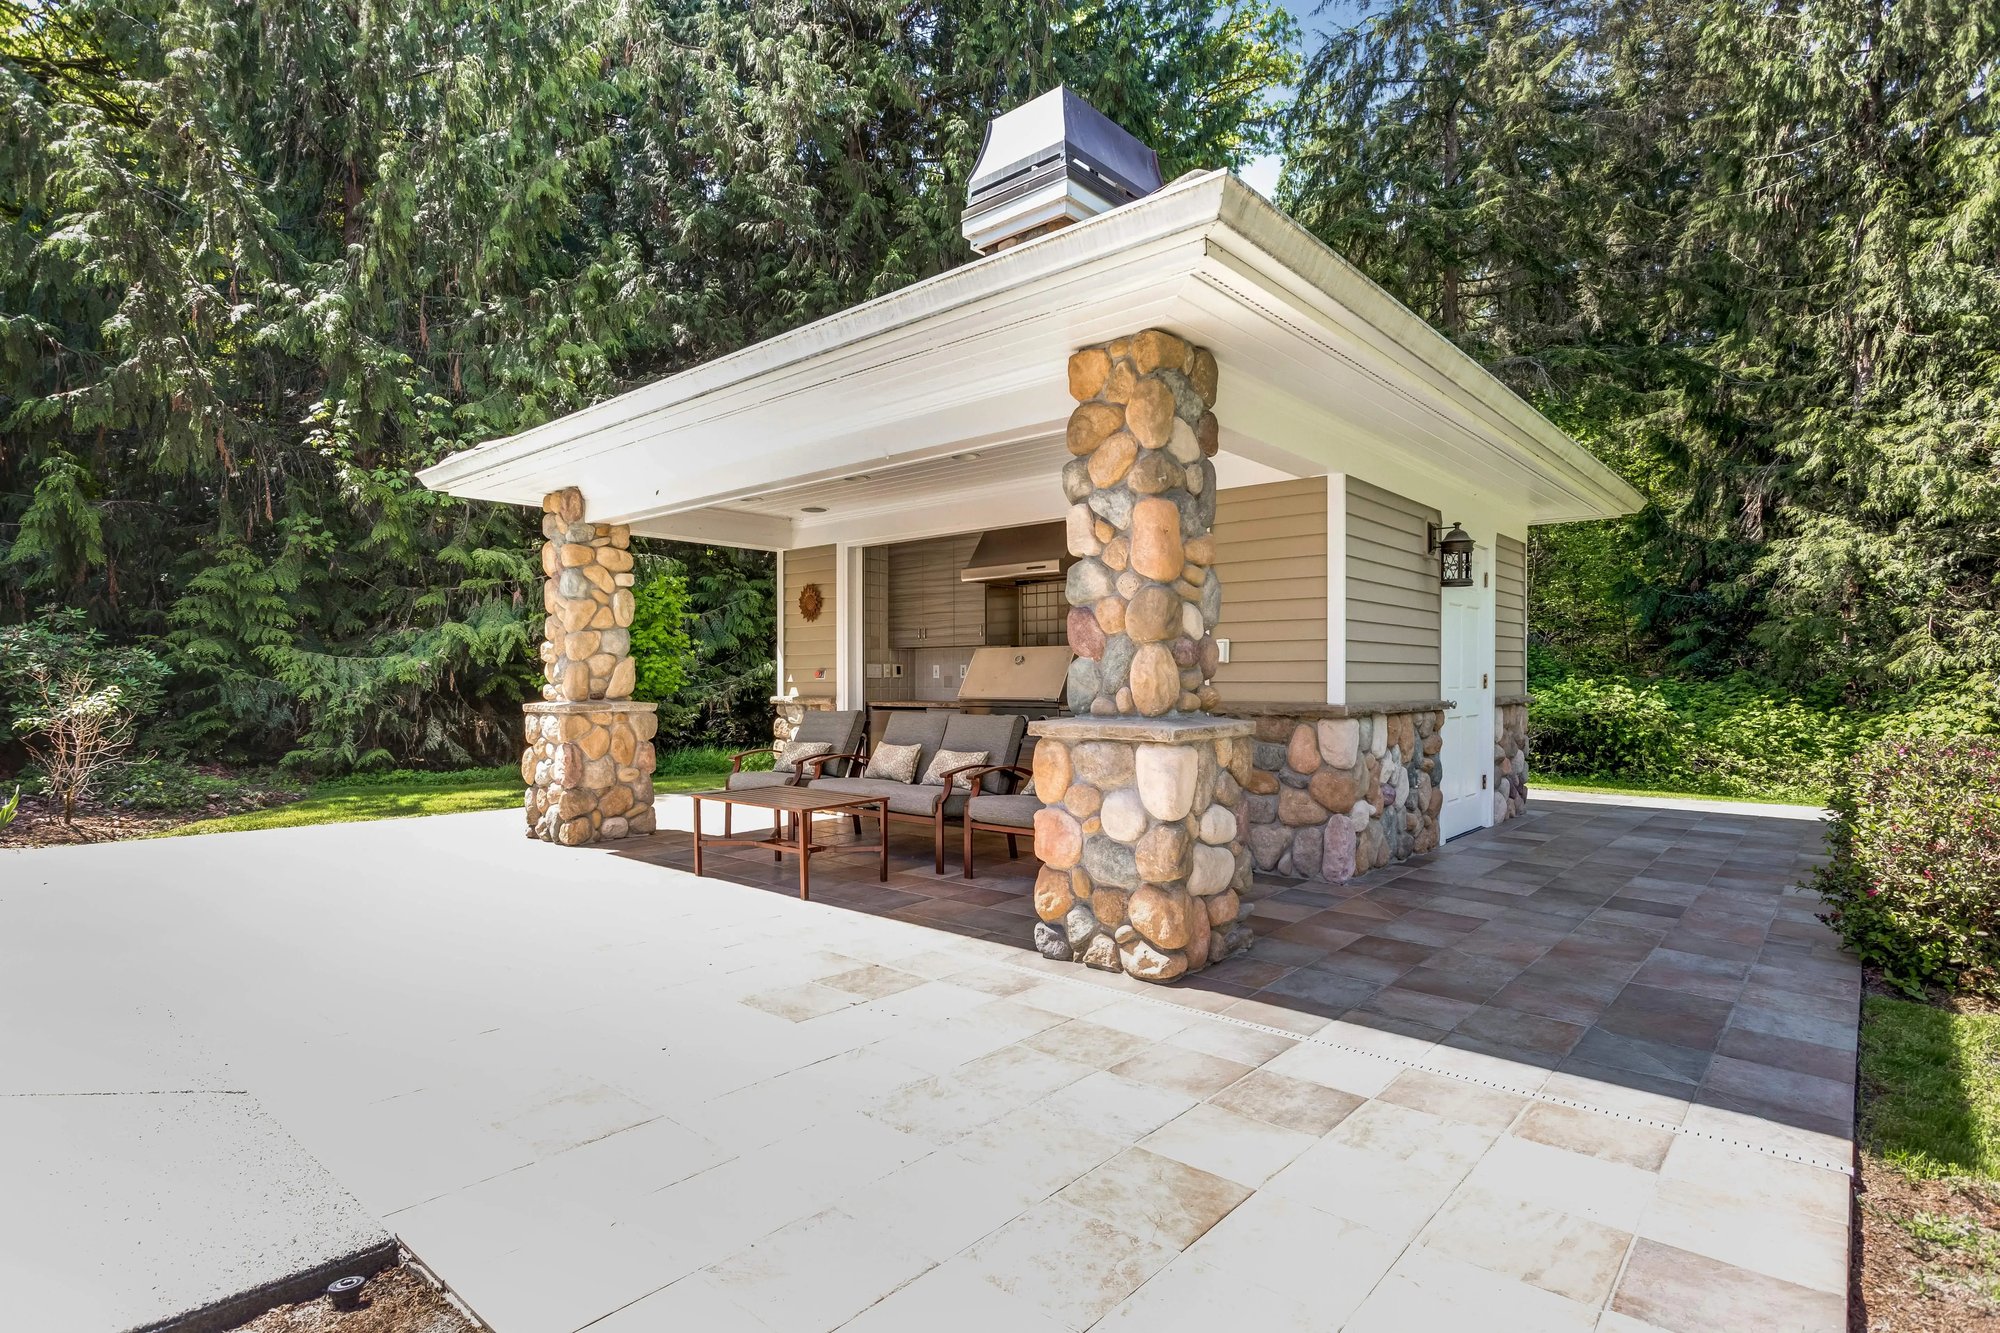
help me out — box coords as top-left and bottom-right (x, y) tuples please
(1029, 329), (1255, 983)
(1061, 329), (1223, 717)
(522, 487), (658, 845)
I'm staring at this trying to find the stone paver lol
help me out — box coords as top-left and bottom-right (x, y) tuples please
(0, 793), (1852, 1331)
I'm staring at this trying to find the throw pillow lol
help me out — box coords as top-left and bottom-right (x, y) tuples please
(773, 739), (833, 774)
(922, 748), (990, 788)
(863, 742), (924, 783)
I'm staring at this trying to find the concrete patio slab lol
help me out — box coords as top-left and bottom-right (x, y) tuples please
(0, 995), (389, 1333)
(0, 793), (1853, 1332)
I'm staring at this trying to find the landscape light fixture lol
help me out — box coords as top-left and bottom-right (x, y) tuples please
(325, 1275), (367, 1311)
(1430, 521), (1475, 587)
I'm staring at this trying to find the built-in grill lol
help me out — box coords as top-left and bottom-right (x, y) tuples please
(956, 644), (1072, 719)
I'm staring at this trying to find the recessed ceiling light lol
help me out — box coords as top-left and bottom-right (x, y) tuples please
(802, 505), (827, 514)
(963, 452), (981, 460)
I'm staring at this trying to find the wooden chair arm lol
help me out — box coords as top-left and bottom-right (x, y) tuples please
(941, 762), (1028, 797)
(796, 750), (867, 777)
(729, 746), (779, 773)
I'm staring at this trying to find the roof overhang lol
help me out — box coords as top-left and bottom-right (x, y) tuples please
(418, 172), (1643, 547)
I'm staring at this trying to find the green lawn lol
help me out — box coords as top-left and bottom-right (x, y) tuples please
(1860, 994), (2000, 1181)
(162, 755), (738, 837)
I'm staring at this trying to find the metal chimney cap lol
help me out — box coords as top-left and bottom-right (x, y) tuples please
(962, 87), (1163, 254)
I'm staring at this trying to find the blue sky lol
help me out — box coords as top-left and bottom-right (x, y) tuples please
(1239, 0), (1365, 198)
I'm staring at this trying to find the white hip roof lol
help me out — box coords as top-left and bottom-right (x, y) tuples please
(418, 172), (1642, 548)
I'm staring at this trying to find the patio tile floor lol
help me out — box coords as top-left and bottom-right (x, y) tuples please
(5, 793), (1850, 1332)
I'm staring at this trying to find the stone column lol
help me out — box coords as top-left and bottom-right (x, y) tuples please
(521, 487), (658, 845)
(1029, 330), (1255, 982)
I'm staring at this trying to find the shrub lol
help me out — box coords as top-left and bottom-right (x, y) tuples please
(1815, 737), (2000, 997)
(1528, 675), (1686, 782)
(629, 558), (694, 705)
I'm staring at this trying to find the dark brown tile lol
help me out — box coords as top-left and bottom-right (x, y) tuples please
(1597, 984), (1735, 1050)
(1715, 1026), (1855, 1084)
(1451, 1005), (1587, 1058)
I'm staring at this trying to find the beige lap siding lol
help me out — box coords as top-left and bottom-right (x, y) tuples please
(1208, 479), (1329, 704)
(1345, 478), (1441, 703)
(1495, 533), (1527, 697)
(782, 544), (837, 699)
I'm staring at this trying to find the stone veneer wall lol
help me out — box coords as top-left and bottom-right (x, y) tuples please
(1061, 329), (1224, 717)
(1495, 696), (1529, 823)
(1027, 719), (1255, 981)
(523, 487), (657, 844)
(1232, 704), (1446, 882)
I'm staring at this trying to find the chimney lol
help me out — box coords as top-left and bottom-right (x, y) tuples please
(961, 87), (1164, 255)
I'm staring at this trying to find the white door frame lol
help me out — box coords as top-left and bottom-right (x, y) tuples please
(1438, 540), (1495, 839)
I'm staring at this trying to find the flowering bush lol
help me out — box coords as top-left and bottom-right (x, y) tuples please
(1815, 737), (2000, 996)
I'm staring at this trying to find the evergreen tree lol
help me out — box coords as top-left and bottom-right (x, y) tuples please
(0, 0), (1297, 769)
(1282, 0), (2000, 693)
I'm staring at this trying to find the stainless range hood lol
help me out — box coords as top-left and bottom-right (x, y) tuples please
(960, 520), (1069, 583)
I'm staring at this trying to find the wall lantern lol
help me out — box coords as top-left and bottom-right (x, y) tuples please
(1430, 521), (1475, 587)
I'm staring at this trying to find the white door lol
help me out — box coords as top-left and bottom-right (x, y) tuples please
(1439, 551), (1489, 840)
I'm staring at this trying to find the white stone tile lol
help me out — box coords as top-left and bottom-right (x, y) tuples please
(672, 1047), (929, 1153)
(1094, 1255), (1323, 1331)
(1345, 1245), (1602, 1332)
(705, 1206), (936, 1333)
(952, 1106), (1126, 1200)
(1656, 1135), (1851, 1223)
(1057, 1148), (1251, 1250)
(834, 1149), (1043, 1262)
(1459, 1133), (1661, 1233)
(840, 1260), (1072, 1332)
(957, 1199), (1175, 1330)
(586, 1272), (775, 1333)
(1634, 1175), (1850, 1295)
(1032, 1070), (1197, 1142)
(1137, 1102), (1316, 1188)
(1416, 1181), (1634, 1305)
(1258, 1040), (1404, 1099)
(1677, 1103), (1849, 1168)
(1180, 1190), (1403, 1316)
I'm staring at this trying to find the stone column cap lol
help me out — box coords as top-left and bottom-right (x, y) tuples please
(523, 700), (658, 715)
(1029, 713), (1252, 744)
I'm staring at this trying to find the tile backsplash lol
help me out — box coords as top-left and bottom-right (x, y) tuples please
(910, 647), (975, 701)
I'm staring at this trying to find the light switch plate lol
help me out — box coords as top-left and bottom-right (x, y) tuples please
(931, 664), (941, 679)
(1215, 637), (1232, 664)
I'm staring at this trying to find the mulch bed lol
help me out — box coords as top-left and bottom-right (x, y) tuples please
(1854, 1158), (2000, 1330)
(1852, 974), (2000, 1331)
(0, 785), (301, 848)
(231, 1263), (479, 1333)
(0, 792), (189, 847)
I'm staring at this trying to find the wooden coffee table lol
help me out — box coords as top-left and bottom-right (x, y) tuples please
(687, 786), (889, 899)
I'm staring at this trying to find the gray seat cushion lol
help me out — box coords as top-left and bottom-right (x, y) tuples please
(727, 770), (795, 791)
(813, 776), (969, 819)
(939, 714), (1027, 791)
(966, 792), (1041, 828)
(788, 709), (867, 777)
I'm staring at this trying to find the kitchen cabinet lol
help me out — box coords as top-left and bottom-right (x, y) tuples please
(887, 534), (986, 648)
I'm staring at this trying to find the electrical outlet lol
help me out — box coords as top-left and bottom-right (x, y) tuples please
(1215, 637), (1232, 664)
